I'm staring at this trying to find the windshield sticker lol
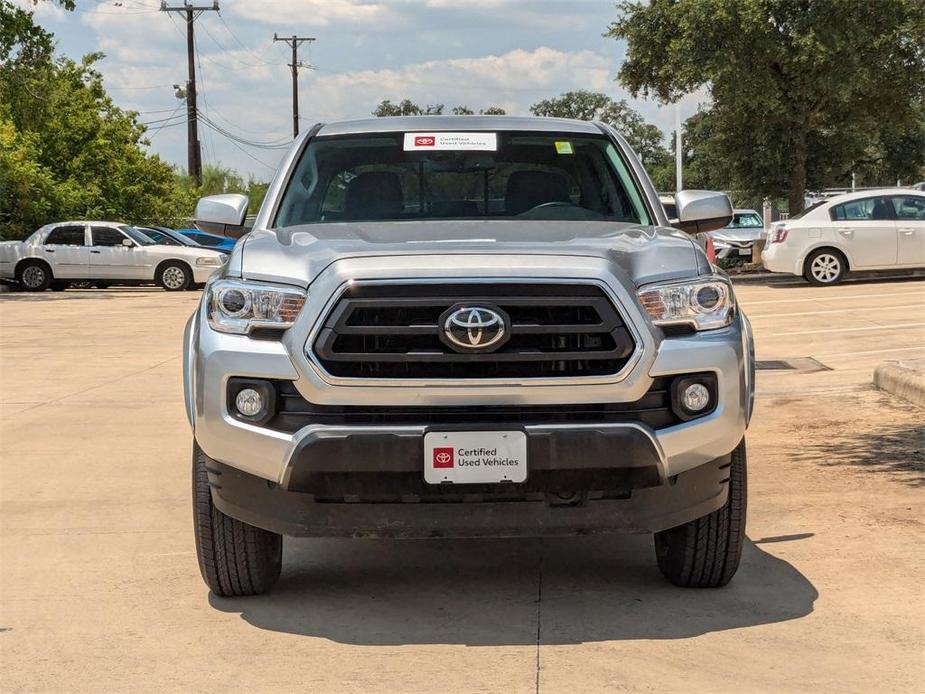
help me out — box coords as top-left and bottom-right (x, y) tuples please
(554, 141), (573, 154)
(403, 132), (498, 151)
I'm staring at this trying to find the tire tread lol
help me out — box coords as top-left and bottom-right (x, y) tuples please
(192, 443), (281, 596)
(654, 439), (747, 588)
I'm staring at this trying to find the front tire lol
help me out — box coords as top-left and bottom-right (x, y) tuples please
(192, 443), (282, 596)
(654, 439), (747, 588)
(17, 261), (52, 292)
(804, 248), (847, 285)
(158, 262), (192, 291)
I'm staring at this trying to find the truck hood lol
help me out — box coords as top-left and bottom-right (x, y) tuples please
(237, 220), (705, 288)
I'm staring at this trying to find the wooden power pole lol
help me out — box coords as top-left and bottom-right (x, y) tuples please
(160, 1), (219, 186)
(273, 34), (315, 138)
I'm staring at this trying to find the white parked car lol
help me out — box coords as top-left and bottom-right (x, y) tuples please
(761, 189), (925, 285)
(0, 221), (227, 291)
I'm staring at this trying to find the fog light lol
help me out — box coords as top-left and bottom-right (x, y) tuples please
(235, 388), (264, 417)
(681, 383), (711, 412)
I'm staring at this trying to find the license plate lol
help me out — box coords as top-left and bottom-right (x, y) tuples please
(738, 247), (751, 256)
(424, 431), (527, 484)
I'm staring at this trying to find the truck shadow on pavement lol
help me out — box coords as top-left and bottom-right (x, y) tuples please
(208, 535), (816, 645)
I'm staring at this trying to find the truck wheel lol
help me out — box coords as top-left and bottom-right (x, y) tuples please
(158, 262), (191, 291)
(17, 261), (52, 292)
(654, 439), (747, 588)
(803, 248), (846, 285)
(192, 442), (282, 596)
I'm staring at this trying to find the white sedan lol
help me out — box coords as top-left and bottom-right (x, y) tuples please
(761, 188), (925, 285)
(0, 221), (227, 291)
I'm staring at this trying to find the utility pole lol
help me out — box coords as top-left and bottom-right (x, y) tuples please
(160, 1), (219, 186)
(674, 102), (683, 192)
(273, 34), (315, 138)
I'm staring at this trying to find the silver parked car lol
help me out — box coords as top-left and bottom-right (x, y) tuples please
(184, 116), (755, 595)
(0, 221), (227, 291)
(710, 209), (765, 260)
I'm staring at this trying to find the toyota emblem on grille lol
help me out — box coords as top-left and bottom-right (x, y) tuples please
(441, 305), (509, 353)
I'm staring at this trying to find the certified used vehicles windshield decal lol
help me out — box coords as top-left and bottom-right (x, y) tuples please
(403, 132), (498, 151)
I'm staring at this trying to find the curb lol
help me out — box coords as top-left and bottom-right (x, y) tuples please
(873, 360), (925, 407)
(729, 269), (925, 285)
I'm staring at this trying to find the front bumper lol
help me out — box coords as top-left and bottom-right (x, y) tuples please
(204, 447), (732, 537)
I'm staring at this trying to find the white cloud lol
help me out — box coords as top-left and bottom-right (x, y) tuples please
(228, 0), (396, 27)
(303, 46), (615, 121)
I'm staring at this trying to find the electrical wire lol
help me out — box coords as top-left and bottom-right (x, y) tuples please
(216, 10), (285, 66)
(198, 113), (291, 149)
(200, 119), (277, 171)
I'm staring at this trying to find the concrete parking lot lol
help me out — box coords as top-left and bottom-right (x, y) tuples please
(1, 277), (923, 693)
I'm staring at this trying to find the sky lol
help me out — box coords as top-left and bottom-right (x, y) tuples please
(21, 0), (708, 180)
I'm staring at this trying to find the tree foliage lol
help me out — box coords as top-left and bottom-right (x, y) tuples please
(373, 99), (506, 117)
(0, 2), (270, 239)
(608, 0), (925, 211)
(0, 50), (192, 238)
(529, 90), (669, 169)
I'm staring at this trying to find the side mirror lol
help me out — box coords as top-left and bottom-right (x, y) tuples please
(121, 238), (135, 248)
(672, 190), (733, 234)
(194, 193), (249, 232)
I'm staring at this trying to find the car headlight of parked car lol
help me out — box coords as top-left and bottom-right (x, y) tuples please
(637, 278), (734, 331)
(207, 278), (307, 334)
(196, 256), (224, 266)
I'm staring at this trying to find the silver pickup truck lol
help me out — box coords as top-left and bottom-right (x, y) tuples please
(185, 116), (754, 596)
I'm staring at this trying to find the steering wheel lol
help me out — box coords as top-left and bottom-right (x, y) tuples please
(524, 201), (576, 212)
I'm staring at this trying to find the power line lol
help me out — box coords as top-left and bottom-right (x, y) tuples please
(144, 102), (187, 139)
(200, 119), (277, 171)
(216, 11), (284, 66)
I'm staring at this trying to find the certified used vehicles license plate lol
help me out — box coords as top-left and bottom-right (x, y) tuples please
(424, 431), (527, 484)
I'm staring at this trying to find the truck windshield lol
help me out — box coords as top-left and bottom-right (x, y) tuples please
(274, 132), (652, 227)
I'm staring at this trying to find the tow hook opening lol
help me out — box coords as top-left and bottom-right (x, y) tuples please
(546, 491), (588, 507)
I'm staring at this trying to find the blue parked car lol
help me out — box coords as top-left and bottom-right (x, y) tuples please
(177, 228), (237, 253)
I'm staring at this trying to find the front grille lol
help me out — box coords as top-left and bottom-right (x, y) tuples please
(311, 283), (636, 379)
(268, 378), (679, 433)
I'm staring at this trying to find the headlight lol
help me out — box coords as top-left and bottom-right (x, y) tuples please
(207, 279), (306, 334)
(196, 256), (223, 266)
(637, 278), (734, 331)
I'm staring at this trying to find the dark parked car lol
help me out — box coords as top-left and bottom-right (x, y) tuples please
(177, 228), (237, 252)
(135, 226), (220, 250)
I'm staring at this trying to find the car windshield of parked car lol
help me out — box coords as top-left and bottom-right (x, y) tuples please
(122, 226), (157, 246)
(729, 212), (762, 228)
(274, 132), (652, 227)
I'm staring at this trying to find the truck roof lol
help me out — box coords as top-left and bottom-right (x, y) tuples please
(316, 115), (605, 137)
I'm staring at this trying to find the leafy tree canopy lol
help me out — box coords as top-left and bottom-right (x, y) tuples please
(0, 1), (269, 239)
(373, 99), (506, 117)
(608, 0), (925, 211)
(529, 90), (669, 168)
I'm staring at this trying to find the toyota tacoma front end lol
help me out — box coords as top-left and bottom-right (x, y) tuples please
(184, 116), (754, 596)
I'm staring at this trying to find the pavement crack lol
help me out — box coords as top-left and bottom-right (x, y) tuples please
(13, 356), (179, 414)
(534, 538), (544, 694)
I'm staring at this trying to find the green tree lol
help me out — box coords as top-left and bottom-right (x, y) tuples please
(373, 100), (506, 117)
(529, 90), (669, 167)
(0, 48), (192, 237)
(608, 0), (925, 212)
(0, 0), (72, 60)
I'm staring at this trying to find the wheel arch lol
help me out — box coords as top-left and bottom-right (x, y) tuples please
(800, 244), (851, 273)
(15, 256), (54, 280)
(153, 257), (193, 282)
